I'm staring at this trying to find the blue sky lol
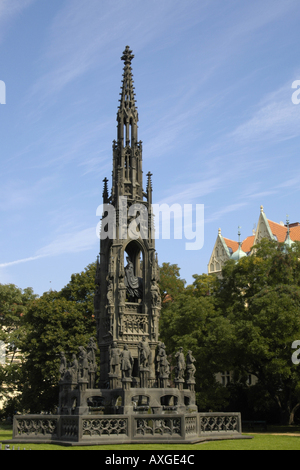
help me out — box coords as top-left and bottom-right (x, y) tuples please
(1, 0), (300, 295)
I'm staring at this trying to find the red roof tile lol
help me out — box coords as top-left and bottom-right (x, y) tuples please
(267, 220), (287, 242)
(290, 225), (300, 241)
(242, 235), (255, 253)
(223, 236), (255, 254)
(223, 238), (239, 253)
(221, 219), (300, 257)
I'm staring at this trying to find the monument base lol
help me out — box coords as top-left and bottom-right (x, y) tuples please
(7, 411), (249, 446)
(6, 385), (249, 446)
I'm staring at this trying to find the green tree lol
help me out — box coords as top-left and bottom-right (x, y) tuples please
(158, 262), (185, 303)
(20, 263), (97, 413)
(218, 239), (300, 424)
(0, 284), (36, 413)
(159, 273), (233, 411)
(60, 262), (96, 321)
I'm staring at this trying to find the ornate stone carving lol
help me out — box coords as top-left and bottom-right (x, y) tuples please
(61, 417), (78, 439)
(200, 415), (239, 433)
(107, 280), (114, 306)
(68, 353), (79, 383)
(175, 347), (186, 380)
(16, 418), (58, 437)
(120, 345), (133, 379)
(136, 418), (181, 436)
(138, 335), (151, 369)
(186, 350), (196, 382)
(156, 342), (170, 388)
(87, 337), (98, 388)
(124, 257), (143, 300)
(123, 313), (147, 335)
(109, 341), (121, 375)
(83, 418), (127, 437)
(59, 352), (67, 380)
(151, 280), (161, 308)
(78, 346), (89, 381)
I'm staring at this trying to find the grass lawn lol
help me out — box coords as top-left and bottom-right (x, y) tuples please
(1, 424), (300, 450)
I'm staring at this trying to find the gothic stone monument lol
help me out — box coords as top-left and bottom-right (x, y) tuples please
(8, 47), (245, 446)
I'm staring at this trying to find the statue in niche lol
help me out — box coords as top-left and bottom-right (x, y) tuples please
(118, 250), (125, 278)
(68, 353), (79, 382)
(151, 280), (161, 308)
(186, 350), (196, 382)
(108, 252), (115, 277)
(175, 347), (186, 380)
(107, 280), (114, 306)
(118, 279), (126, 306)
(109, 341), (121, 375)
(124, 256), (143, 300)
(59, 352), (67, 380)
(78, 346), (89, 381)
(150, 250), (159, 281)
(156, 342), (170, 377)
(120, 345), (133, 379)
(138, 335), (151, 369)
(87, 337), (98, 388)
(106, 281), (114, 336)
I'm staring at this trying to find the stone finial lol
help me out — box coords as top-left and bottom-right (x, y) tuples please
(146, 172), (153, 192)
(121, 46), (134, 66)
(102, 177), (109, 202)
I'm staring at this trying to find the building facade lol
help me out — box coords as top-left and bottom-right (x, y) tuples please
(210, 205), (300, 387)
(208, 205), (300, 277)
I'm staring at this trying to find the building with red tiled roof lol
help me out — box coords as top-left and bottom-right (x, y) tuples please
(208, 206), (300, 277)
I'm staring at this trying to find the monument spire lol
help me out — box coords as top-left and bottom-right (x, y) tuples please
(112, 46), (143, 203)
(119, 46), (137, 116)
(7, 46), (244, 448)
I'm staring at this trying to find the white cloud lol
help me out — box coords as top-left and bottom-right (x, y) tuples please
(230, 81), (300, 144)
(0, 266), (13, 283)
(36, 227), (97, 258)
(26, 0), (206, 107)
(206, 202), (249, 224)
(0, 256), (42, 268)
(0, 175), (58, 211)
(0, 227), (97, 269)
(0, 0), (36, 42)
(158, 177), (221, 206)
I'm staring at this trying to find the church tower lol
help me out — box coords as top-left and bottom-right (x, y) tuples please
(95, 46), (160, 390)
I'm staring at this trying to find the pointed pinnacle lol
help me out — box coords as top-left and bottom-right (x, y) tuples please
(121, 46), (134, 66)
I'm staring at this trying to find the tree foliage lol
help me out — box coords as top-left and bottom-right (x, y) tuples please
(20, 289), (96, 413)
(159, 271), (232, 410)
(0, 284), (36, 415)
(3, 263), (98, 414)
(217, 240), (300, 423)
(3, 241), (300, 424)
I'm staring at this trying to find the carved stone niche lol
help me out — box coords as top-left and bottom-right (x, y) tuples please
(124, 241), (144, 303)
